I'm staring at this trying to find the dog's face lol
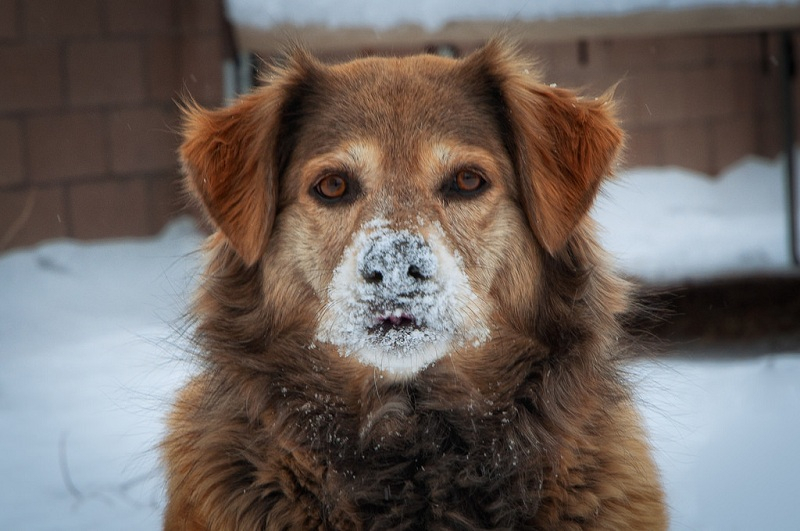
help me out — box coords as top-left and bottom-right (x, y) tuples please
(280, 55), (519, 374)
(181, 41), (622, 377)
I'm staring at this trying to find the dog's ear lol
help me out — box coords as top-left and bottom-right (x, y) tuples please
(180, 52), (317, 266)
(471, 41), (623, 255)
(515, 85), (623, 255)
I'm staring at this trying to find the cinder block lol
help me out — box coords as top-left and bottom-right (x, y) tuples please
(662, 122), (713, 174)
(180, 36), (223, 105)
(0, 44), (62, 112)
(756, 113), (784, 159)
(593, 37), (660, 72)
(581, 39), (615, 74)
(27, 112), (107, 182)
(145, 36), (182, 102)
(25, 0), (101, 38)
(0, 119), (24, 186)
(69, 178), (149, 239)
(0, 187), (69, 250)
(626, 64), (751, 127)
(106, 0), (173, 35)
(625, 69), (690, 125)
(685, 66), (757, 120)
(109, 107), (180, 175)
(67, 40), (145, 106)
(728, 66), (760, 115)
(176, 0), (223, 33)
(0, 0), (18, 40)
(148, 173), (192, 231)
(655, 35), (711, 67)
(710, 33), (762, 65)
(622, 126), (663, 169)
(711, 115), (758, 172)
(523, 41), (580, 78)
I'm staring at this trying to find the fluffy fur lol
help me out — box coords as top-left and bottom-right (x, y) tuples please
(163, 40), (667, 530)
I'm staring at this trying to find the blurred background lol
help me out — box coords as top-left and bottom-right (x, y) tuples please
(1, 1), (800, 529)
(2, 0), (800, 349)
(1, 0), (797, 246)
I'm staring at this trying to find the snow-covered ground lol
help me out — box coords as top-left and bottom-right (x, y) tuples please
(0, 220), (201, 531)
(1, 154), (799, 530)
(597, 154), (796, 283)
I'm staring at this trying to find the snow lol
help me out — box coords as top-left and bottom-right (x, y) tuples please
(634, 356), (800, 530)
(595, 153), (796, 283)
(225, 0), (798, 32)
(0, 219), (203, 530)
(1, 153), (799, 529)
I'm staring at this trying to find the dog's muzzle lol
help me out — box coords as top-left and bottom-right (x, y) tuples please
(316, 219), (487, 375)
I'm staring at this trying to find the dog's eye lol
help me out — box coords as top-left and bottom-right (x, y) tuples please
(445, 169), (488, 197)
(313, 173), (348, 201)
(455, 170), (484, 192)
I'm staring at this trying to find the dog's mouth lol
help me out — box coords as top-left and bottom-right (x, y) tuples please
(369, 308), (420, 335)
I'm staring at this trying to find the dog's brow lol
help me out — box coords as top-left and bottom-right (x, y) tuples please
(431, 143), (454, 166)
(429, 142), (502, 174)
(301, 141), (382, 177)
(345, 141), (381, 167)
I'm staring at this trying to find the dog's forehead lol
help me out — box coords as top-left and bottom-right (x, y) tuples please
(295, 54), (503, 158)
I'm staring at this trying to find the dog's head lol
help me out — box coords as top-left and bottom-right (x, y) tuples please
(181, 41), (623, 377)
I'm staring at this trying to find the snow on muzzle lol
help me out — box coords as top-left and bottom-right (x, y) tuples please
(315, 219), (489, 376)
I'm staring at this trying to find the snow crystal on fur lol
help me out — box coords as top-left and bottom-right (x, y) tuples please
(316, 218), (488, 375)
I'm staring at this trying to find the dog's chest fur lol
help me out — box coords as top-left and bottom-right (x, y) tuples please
(295, 406), (530, 527)
(272, 377), (543, 529)
(180, 319), (626, 530)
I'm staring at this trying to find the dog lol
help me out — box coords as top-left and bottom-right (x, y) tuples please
(163, 40), (667, 530)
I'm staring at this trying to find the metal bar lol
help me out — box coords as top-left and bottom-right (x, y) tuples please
(238, 51), (255, 93)
(780, 31), (799, 266)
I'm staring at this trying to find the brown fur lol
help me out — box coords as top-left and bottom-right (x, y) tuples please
(163, 40), (667, 530)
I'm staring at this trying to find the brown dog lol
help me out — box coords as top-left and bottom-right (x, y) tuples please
(163, 40), (666, 530)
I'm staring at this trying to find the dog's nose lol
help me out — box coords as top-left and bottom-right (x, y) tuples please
(359, 231), (437, 288)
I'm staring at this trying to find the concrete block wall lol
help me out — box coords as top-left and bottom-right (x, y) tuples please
(524, 32), (794, 174)
(298, 31), (796, 176)
(0, 0), (226, 250)
(1, 5), (797, 251)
